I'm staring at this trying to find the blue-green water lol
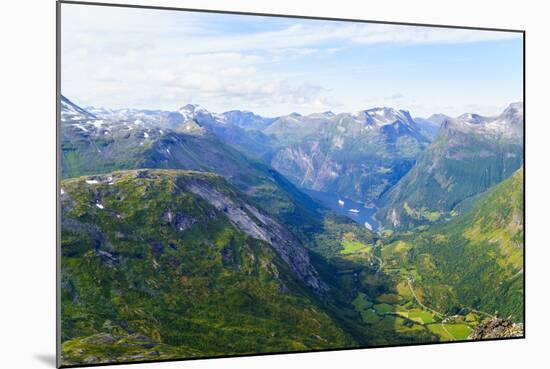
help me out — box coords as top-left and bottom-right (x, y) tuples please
(303, 189), (380, 231)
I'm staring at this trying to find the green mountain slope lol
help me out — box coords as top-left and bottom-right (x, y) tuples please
(377, 103), (523, 230)
(59, 97), (524, 359)
(60, 116), (326, 246)
(325, 168), (523, 345)
(412, 167), (524, 320)
(60, 170), (355, 366)
(379, 168), (524, 321)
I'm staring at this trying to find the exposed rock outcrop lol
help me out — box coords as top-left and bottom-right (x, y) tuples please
(469, 318), (524, 340)
(186, 179), (326, 294)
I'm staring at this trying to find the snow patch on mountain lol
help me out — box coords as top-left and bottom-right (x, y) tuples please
(61, 95), (97, 121)
(447, 103), (523, 138)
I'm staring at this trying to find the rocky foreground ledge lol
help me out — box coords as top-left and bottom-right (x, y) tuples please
(469, 318), (524, 340)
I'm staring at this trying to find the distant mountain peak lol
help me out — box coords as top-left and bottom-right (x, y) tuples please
(457, 113), (488, 124)
(177, 104), (213, 124)
(368, 106), (399, 113)
(178, 103), (208, 114)
(442, 103), (523, 139)
(425, 113), (451, 125)
(220, 110), (275, 131)
(501, 102), (523, 119)
(355, 107), (414, 128)
(506, 101), (523, 109)
(60, 95), (97, 121)
(225, 109), (253, 115)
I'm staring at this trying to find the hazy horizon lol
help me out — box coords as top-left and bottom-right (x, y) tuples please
(63, 93), (522, 120)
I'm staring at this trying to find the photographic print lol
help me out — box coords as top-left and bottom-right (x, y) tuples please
(58, 1), (524, 366)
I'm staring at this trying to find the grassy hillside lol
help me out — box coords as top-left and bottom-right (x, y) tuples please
(378, 118), (523, 230)
(378, 168), (523, 319)
(60, 170), (355, 366)
(321, 169), (523, 345)
(400, 167), (524, 320)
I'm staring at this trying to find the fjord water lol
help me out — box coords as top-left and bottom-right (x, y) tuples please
(59, 95), (524, 365)
(304, 189), (380, 231)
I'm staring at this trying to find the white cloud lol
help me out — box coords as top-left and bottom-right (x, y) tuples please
(154, 59), (340, 112)
(63, 42), (339, 113)
(349, 24), (520, 45)
(161, 23), (520, 55)
(60, 4), (522, 116)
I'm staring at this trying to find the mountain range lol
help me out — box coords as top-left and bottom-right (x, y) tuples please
(264, 107), (431, 205)
(60, 95), (524, 365)
(377, 103), (523, 229)
(74, 98), (522, 214)
(78, 100), (432, 204)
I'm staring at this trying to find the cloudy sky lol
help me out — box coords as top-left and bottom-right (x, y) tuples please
(61, 3), (523, 117)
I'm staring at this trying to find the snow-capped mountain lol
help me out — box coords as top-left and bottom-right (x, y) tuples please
(61, 94), (523, 208)
(84, 106), (184, 129)
(60, 95), (169, 154)
(177, 104), (212, 123)
(378, 102), (524, 229)
(446, 102), (523, 139)
(265, 106), (432, 204)
(61, 96), (97, 121)
(353, 107), (415, 127)
(72, 99), (276, 158)
(456, 112), (490, 125)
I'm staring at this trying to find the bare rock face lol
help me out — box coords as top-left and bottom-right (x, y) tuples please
(469, 318), (524, 340)
(186, 179), (326, 294)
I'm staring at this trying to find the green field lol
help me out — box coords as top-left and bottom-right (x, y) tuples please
(362, 309), (382, 324)
(347, 237), (486, 344)
(373, 303), (394, 314)
(427, 323), (473, 341)
(444, 324), (474, 340)
(340, 240), (366, 254)
(407, 310), (435, 325)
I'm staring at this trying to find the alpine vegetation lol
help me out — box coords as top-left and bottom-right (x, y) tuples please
(59, 4), (524, 366)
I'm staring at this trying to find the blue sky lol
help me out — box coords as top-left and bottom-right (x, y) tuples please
(61, 3), (523, 117)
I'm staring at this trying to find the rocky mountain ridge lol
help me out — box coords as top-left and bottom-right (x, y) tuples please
(377, 102), (523, 229)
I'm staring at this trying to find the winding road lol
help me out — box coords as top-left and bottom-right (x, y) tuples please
(406, 277), (459, 340)
(406, 277), (444, 319)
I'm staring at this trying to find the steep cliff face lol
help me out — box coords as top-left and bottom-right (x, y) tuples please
(377, 103), (523, 230)
(267, 107), (430, 204)
(183, 174), (326, 293)
(60, 169), (353, 365)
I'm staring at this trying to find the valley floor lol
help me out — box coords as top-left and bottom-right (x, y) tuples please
(333, 240), (484, 345)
